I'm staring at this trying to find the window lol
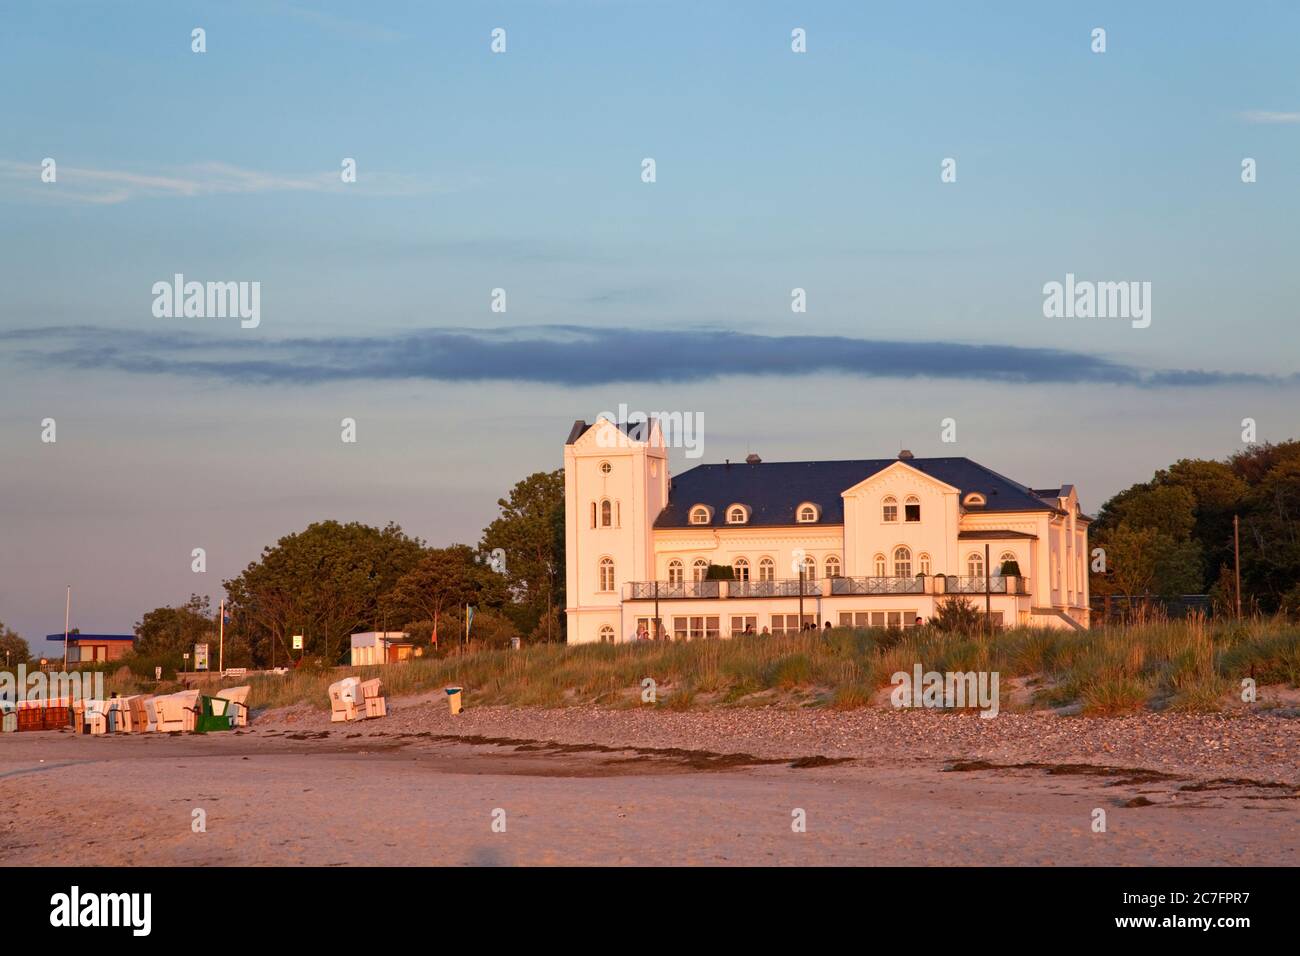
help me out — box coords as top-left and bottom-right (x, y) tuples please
(600, 499), (612, 527)
(893, 546), (912, 578)
(598, 557), (615, 592)
(801, 554), (816, 579)
(963, 492), (986, 507)
(882, 496), (898, 522)
(635, 617), (661, 640)
(733, 557), (750, 582)
(599, 461), (612, 474)
(796, 503), (818, 523)
(905, 496), (921, 522)
(692, 558), (709, 583)
(673, 616), (719, 640)
(771, 613), (816, 636)
(967, 552), (985, 579)
(689, 506), (710, 525)
(590, 502), (596, 528)
(918, 552), (931, 575)
(730, 615), (757, 636)
(726, 505), (748, 524)
(998, 551), (1017, 575)
(667, 560), (684, 585)
(825, 555), (841, 579)
(598, 625), (615, 643)
(874, 553), (887, 577)
(758, 557), (775, 582)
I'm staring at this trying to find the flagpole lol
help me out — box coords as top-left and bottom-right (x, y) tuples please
(63, 585), (71, 668)
(219, 597), (225, 675)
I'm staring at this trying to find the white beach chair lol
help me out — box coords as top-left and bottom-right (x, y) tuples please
(328, 677), (362, 722)
(216, 685), (251, 727)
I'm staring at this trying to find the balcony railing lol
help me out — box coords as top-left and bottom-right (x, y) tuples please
(945, 575), (1008, 594)
(830, 576), (926, 595)
(624, 580), (720, 600)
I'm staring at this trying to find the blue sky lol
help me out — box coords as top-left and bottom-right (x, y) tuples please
(1, 1), (1298, 649)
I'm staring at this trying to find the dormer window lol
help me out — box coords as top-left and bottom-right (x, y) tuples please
(599, 461), (612, 474)
(905, 495), (921, 522)
(689, 505), (711, 525)
(963, 492), (986, 507)
(882, 496), (898, 522)
(726, 504), (749, 525)
(796, 503), (819, 523)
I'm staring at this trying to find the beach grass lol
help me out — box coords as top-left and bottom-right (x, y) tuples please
(102, 617), (1300, 714)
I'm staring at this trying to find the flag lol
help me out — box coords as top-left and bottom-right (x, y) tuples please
(432, 611), (438, 647)
(466, 606), (476, 637)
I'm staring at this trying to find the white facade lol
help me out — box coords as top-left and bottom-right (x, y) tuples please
(563, 417), (1091, 643)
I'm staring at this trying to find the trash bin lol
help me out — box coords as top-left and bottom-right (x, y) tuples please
(510, 637), (521, 650)
(445, 686), (463, 716)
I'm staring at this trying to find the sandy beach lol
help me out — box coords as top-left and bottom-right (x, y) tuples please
(2, 697), (1296, 866)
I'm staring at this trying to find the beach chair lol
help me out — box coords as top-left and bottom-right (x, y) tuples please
(126, 695), (149, 733)
(328, 677), (362, 722)
(216, 685), (251, 727)
(194, 696), (235, 733)
(155, 690), (200, 732)
(1, 704), (14, 734)
(83, 700), (110, 735)
(359, 678), (387, 719)
(144, 696), (161, 732)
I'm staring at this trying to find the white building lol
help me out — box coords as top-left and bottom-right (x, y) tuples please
(564, 416), (1090, 643)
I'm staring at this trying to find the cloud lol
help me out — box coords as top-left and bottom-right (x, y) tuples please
(0, 160), (450, 205)
(1240, 110), (1300, 124)
(3, 324), (1292, 390)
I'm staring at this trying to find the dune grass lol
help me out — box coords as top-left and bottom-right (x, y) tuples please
(102, 617), (1300, 715)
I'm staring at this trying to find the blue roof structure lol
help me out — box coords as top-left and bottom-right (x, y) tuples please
(655, 457), (1064, 529)
(45, 634), (136, 643)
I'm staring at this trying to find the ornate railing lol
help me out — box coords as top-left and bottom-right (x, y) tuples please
(830, 576), (926, 595)
(624, 580), (720, 600)
(733, 579), (822, 597)
(945, 575), (1008, 594)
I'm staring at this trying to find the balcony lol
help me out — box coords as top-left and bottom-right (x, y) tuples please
(830, 576), (926, 595)
(624, 580), (720, 600)
(732, 579), (823, 597)
(942, 575), (1028, 595)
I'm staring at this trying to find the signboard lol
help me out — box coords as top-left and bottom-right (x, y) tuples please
(292, 634), (304, 651)
(194, 643), (209, 671)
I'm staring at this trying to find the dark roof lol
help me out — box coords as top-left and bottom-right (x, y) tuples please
(655, 457), (1061, 529)
(566, 418), (657, 445)
(45, 634), (135, 643)
(958, 529), (1038, 540)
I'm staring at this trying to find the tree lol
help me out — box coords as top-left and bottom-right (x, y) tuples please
(223, 521), (425, 666)
(382, 545), (508, 639)
(480, 470), (565, 641)
(0, 621), (31, 667)
(134, 594), (214, 657)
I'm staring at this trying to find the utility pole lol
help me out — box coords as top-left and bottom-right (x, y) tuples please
(218, 597), (225, 675)
(798, 568), (805, 630)
(653, 580), (660, 641)
(1233, 514), (1242, 621)
(984, 544), (992, 638)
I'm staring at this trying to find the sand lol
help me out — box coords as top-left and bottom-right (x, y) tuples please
(2, 697), (1296, 866)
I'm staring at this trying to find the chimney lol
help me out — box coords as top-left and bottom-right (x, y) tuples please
(725, 459), (731, 470)
(898, 449), (914, 460)
(745, 453), (761, 465)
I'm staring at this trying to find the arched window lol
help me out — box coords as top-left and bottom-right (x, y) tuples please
(733, 557), (750, 581)
(758, 557), (775, 582)
(967, 552), (985, 579)
(600, 499), (612, 527)
(882, 496), (898, 522)
(598, 624), (615, 643)
(998, 551), (1017, 575)
(726, 505), (748, 525)
(667, 560), (683, 585)
(893, 546), (912, 578)
(598, 557), (615, 592)
(689, 506), (710, 525)
(692, 558), (709, 583)
(874, 553), (887, 577)
(825, 555), (841, 579)
(796, 503), (818, 523)
(801, 554), (816, 579)
(918, 552), (931, 575)
(904, 495), (921, 522)
(963, 492), (986, 507)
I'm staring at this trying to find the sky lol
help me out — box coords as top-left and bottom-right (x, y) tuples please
(1, 1), (1298, 652)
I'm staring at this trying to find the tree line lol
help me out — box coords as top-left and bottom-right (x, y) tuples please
(1090, 440), (1300, 615)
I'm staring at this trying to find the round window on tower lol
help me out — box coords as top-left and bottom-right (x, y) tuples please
(600, 461), (612, 474)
